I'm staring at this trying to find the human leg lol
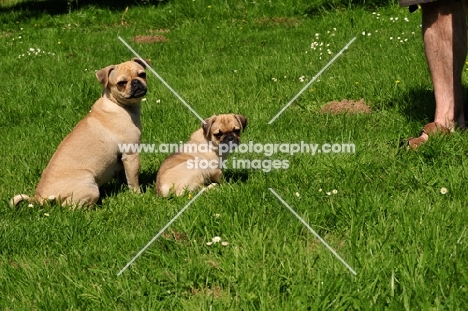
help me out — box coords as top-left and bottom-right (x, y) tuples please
(408, 0), (467, 148)
(423, 0), (466, 129)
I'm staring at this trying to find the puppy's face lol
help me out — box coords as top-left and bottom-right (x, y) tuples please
(202, 114), (248, 153)
(96, 58), (148, 105)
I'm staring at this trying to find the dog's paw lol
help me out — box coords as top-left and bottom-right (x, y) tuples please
(205, 183), (218, 191)
(128, 185), (141, 194)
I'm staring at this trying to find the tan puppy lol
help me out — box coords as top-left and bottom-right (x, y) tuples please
(11, 58), (148, 207)
(156, 114), (247, 197)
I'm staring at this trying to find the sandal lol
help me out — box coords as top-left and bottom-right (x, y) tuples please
(407, 122), (450, 150)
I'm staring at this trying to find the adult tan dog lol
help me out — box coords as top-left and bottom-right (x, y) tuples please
(11, 58), (148, 207)
(155, 114), (247, 197)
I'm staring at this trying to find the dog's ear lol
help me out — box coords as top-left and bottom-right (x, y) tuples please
(96, 65), (116, 88)
(234, 114), (248, 131)
(202, 115), (217, 138)
(132, 58), (150, 69)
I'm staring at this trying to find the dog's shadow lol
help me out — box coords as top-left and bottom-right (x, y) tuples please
(97, 170), (156, 204)
(97, 169), (249, 204)
(223, 169), (249, 183)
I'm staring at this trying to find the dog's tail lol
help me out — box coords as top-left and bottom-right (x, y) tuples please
(10, 194), (32, 207)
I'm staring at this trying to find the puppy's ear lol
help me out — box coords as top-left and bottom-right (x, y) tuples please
(132, 58), (150, 69)
(202, 115), (217, 138)
(96, 65), (116, 88)
(234, 114), (248, 131)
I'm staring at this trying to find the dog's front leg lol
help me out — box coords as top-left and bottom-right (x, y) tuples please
(121, 152), (141, 193)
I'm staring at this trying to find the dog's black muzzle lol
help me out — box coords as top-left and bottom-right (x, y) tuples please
(130, 79), (147, 98)
(219, 134), (239, 154)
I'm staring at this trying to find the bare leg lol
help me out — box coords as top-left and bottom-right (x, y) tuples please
(424, 0), (466, 129)
(425, 0), (466, 126)
(409, 0), (467, 148)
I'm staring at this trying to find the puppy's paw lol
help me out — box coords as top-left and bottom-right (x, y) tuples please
(129, 186), (142, 194)
(205, 183), (218, 191)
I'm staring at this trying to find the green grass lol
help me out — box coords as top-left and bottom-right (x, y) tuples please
(1, 0), (468, 309)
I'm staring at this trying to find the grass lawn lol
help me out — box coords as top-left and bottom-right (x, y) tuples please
(1, 0), (468, 309)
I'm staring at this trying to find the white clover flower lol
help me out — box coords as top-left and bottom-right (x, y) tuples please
(440, 187), (448, 195)
(28, 203), (34, 208)
(326, 192), (331, 196)
(332, 189), (338, 194)
(212, 236), (222, 243)
(272, 77), (277, 82)
(295, 192), (300, 197)
(221, 241), (229, 246)
(206, 242), (213, 246)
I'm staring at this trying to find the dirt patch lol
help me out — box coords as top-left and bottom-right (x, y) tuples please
(257, 17), (300, 27)
(131, 35), (168, 44)
(321, 99), (371, 115)
(162, 230), (187, 242)
(191, 285), (223, 298)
